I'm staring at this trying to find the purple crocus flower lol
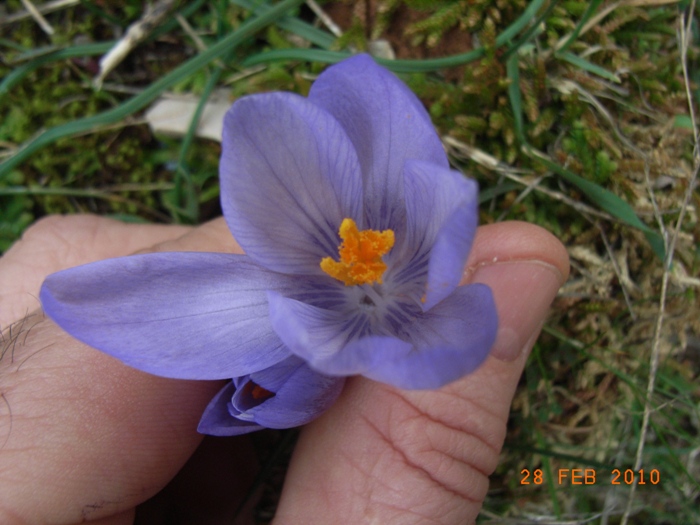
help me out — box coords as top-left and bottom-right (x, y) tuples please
(40, 54), (498, 436)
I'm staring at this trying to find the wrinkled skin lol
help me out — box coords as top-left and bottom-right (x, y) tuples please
(0, 215), (568, 524)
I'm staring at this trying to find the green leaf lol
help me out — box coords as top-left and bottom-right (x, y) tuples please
(478, 181), (521, 203)
(674, 114), (694, 129)
(506, 53), (525, 144)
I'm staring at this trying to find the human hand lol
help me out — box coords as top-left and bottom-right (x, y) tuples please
(0, 214), (568, 524)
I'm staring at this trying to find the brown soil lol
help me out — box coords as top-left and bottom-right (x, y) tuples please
(323, 0), (473, 79)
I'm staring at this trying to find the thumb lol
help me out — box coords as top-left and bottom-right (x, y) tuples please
(272, 221), (569, 524)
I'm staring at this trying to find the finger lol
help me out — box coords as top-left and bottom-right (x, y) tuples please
(273, 221), (568, 525)
(0, 215), (192, 328)
(141, 217), (240, 255)
(464, 221), (569, 362)
(0, 216), (248, 524)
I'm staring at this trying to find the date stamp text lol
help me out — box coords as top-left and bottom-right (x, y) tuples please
(520, 468), (661, 485)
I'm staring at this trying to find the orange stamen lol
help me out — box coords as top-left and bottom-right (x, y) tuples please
(320, 218), (395, 286)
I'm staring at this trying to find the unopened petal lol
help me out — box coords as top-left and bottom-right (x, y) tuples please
(309, 54), (448, 232)
(40, 253), (297, 379)
(244, 356), (344, 429)
(199, 357), (344, 434)
(198, 381), (264, 436)
(221, 92), (363, 275)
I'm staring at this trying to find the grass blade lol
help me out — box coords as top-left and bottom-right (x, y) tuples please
(556, 0), (604, 53)
(502, 0), (560, 59)
(170, 65), (224, 222)
(232, 0), (335, 49)
(506, 53), (525, 144)
(558, 51), (621, 83)
(0, 42), (114, 95)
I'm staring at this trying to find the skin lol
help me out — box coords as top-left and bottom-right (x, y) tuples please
(0, 215), (569, 525)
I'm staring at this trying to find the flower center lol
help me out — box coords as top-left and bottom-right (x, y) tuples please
(320, 218), (395, 286)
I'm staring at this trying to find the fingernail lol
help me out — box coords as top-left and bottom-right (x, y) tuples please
(470, 260), (564, 361)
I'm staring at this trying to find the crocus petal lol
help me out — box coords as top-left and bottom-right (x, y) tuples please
(307, 284), (498, 390)
(399, 159), (479, 310)
(198, 381), (264, 436)
(267, 290), (353, 363)
(309, 54), (449, 231)
(40, 253), (298, 379)
(241, 355), (344, 429)
(220, 92), (363, 275)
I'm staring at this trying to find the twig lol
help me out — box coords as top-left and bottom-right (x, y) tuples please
(223, 64), (268, 85)
(496, 175), (546, 222)
(596, 221), (637, 321)
(619, 3), (699, 523)
(641, 157), (666, 251)
(94, 0), (178, 88)
(1, 0), (78, 25)
(574, 0), (681, 43)
(550, 77), (645, 156)
(19, 0), (54, 35)
(577, 1), (622, 39)
(176, 13), (207, 53)
(175, 12), (230, 71)
(305, 0), (343, 37)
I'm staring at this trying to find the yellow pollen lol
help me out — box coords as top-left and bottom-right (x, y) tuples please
(320, 218), (395, 286)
